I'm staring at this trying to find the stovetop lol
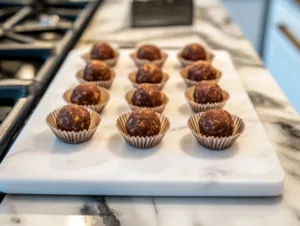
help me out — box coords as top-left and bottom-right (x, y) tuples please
(0, 0), (102, 159)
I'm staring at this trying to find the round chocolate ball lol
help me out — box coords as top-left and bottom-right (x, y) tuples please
(193, 81), (223, 104)
(131, 84), (163, 107)
(83, 60), (111, 81)
(187, 61), (217, 81)
(199, 109), (234, 137)
(137, 44), (162, 61)
(90, 42), (114, 60)
(70, 84), (101, 105)
(136, 63), (163, 84)
(181, 43), (207, 61)
(56, 105), (91, 132)
(126, 109), (161, 137)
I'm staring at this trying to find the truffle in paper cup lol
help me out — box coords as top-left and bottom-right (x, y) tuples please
(187, 113), (245, 150)
(46, 107), (101, 144)
(125, 89), (169, 113)
(63, 87), (110, 114)
(177, 51), (214, 67)
(185, 86), (230, 112)
(81, 50), (119, 67)
(116, 112), (170, 149)
(180, 66), (222, 87)
(130, 52), (168, 68)
(128, 71), (169, 90)
(76, 68), (116, 89)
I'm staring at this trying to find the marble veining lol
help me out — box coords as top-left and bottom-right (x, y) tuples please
(0, 0), (300, 225)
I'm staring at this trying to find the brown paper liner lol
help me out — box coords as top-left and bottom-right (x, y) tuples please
(187, 113), (245, 150)
(180, 66), (222, 87)
(81, 50), (119, 67)
(76, 69), (116, 89)
(63, 87), (110, 114)
(128, 71), (169, 90)
(185, 86), (230, 113)
(177, 51), (214, 67)
(116, 112), (170, 149)
(125, 89), (169, 113)
(130, 52), (168, 68)
(46, 106), (101, 144)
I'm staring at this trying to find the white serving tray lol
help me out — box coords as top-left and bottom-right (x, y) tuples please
(0, 48), (284, 196)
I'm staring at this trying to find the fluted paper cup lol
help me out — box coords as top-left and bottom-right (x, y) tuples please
(125, 89), (169, 113)
(116, 112), (170, 149)
(76, 69), (116, 89)
(46, 106), (101, 144)
(63, 87), (110, 114)
(81, 50), (119, 67)
(185, 86), (230, 112)
(128, 71), (169, 90)
(187, 113), (245, 150)
(180, 66), (222, 87)
(130, 52), (168, 68)
(177, 51), (214, 67)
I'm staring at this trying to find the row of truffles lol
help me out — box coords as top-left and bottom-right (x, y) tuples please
(84, 42), (213, 68)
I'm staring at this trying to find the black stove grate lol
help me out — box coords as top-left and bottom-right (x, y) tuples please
(0, 0), (102, 159)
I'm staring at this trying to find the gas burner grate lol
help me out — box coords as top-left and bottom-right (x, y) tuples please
(0, 0), (90, 54)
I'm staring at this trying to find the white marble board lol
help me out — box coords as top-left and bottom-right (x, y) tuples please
(0, 48), (284, 196)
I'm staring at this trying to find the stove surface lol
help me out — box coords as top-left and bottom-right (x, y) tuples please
(0, 0), (101, 157)
(0, 59), (43, 80)
(0, 0), (90, 54)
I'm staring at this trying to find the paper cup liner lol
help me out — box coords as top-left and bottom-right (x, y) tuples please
(116, 112), (170, 149)
(81, 50), (119, 67)
(63, 87), (110, 114)
(177, 51), (214, 67)
(128, 71), (169, 90)
(185, 86), (230, 112)
(180, 66), (222, 87)
(46, 106), (101, 144)
(125, 89), (169, 113)
(76, 69), (115, 89)
(187, 113), (245, 150)
(130, 52), (168, 68)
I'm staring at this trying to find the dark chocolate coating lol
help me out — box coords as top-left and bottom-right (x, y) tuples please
(193, 81), (223, 104)
(131, 84), (163, 107)
(199, 109), (234, 137)
(126, 109), (161, 137)
(56, 105), (91, 132)
(136, 63), (163, 84)
(181, 43), (207, 61)
(137, 44), (161, 61)
(187, 62), (217, 81)
(70, 84), (101, 105)
(90, 42), (114, 60)
(83, 60), (111, 81)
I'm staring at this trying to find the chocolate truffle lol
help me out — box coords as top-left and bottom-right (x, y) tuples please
(193, 81), (223, 104)
(90, 42), (114, 60)
(187, 61), (217, 81)
(131, 84), (163, 107)
(126, 109), (161, 137)
(199, 109), (234, 137)
(136, 63), (163, 84)
(137, 44), (161, 61)
(56, 105), (91, 132)
(83, 60), (111, 81)
(70, 84), (101, 105)
(182, 43), (207, 61)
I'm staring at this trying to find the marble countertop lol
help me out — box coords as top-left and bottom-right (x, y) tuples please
(1, 0), (300, 225)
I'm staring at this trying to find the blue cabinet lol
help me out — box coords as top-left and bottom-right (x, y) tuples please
(264, 0), (300, 113)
